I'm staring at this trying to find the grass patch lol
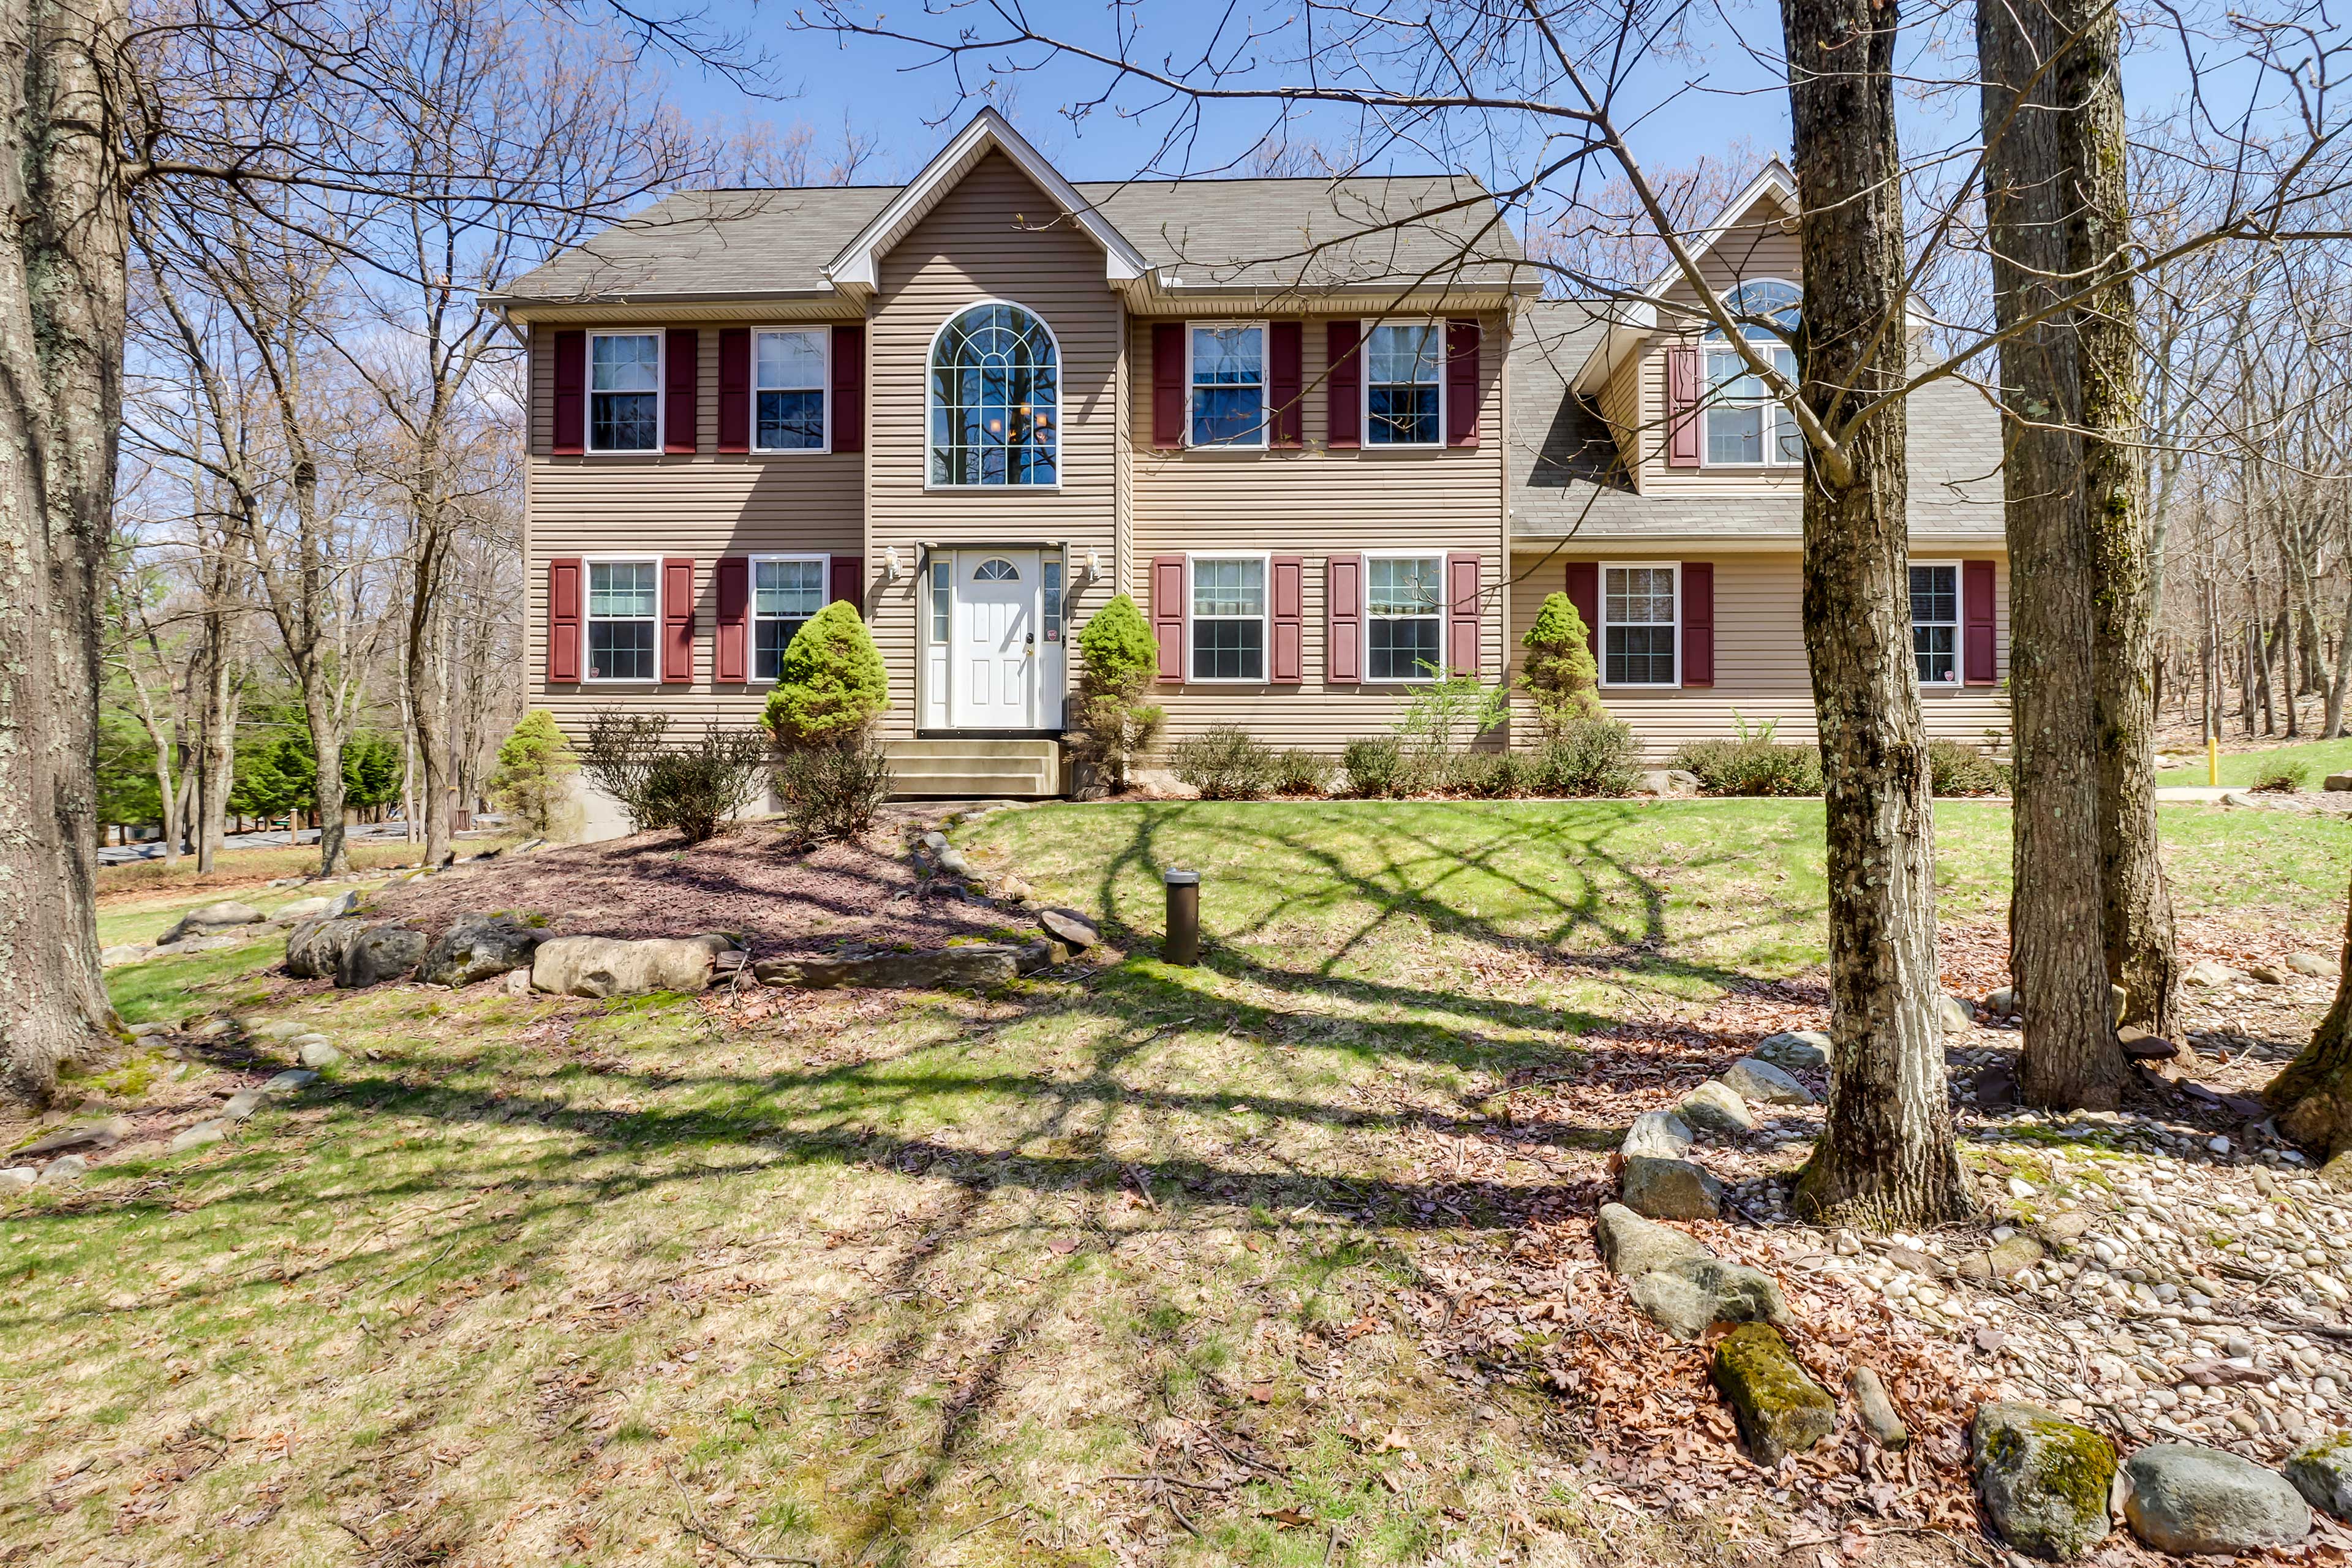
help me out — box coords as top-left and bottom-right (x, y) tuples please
(2155, 736), (2352, 789)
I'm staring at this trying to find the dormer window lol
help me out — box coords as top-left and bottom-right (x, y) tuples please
(1702, 279), (1801, 467)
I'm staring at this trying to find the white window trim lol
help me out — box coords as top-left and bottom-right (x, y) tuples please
(1599, 560), (1681, 690)
(750, 326), (831, 456)
(1698, 277), (1802, 471)
(586, 330), (664, 456)
(582, 553), (662, 685)
(1185, 551), (1272, 685)
(1911, 558), (1963, 688)
(1362, 549), (1449, 685)
(924, 297), (1064, 492)
(1184, 318), (1268, 450)
(1360, 318), (1447, 451)
(748, 552), (832, 684)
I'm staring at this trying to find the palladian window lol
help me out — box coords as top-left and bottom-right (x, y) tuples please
(1703, 279), (1802, 467)
(929, 303), (1058, 485)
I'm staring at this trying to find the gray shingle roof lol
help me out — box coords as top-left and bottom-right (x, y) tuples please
(499, 175), (1526, 303)
(1507, 300), (2005, 540)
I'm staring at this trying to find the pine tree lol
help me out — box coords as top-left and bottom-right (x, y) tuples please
(1068, 595), (1164, 793)
(1519, 592), (1605, 738)
(488, 712), (576, 834)
(764, 602), (890, 748)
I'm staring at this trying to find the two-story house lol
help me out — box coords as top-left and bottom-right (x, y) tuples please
(489, 111), (2008, 835)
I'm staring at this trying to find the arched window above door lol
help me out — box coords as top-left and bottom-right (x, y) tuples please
(973, 558), (1020, 581)
(930, 303), (1059, 486)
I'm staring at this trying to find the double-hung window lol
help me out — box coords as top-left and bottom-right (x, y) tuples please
(586, 560), (658, 681)
(1189, 323), (1264, 447)
(1365, 322), (1442, 446)
(1911, 563), (1959, 685)
(1367, 555), (1444, 681)
(1702, 279), (1802, 467)
(1190, 557), (1265, 682)
(589, 333), (661, 453)
(755, 329), (827, 451)
(753, 557), (827, 679)
(1602, 565), (1678, 687)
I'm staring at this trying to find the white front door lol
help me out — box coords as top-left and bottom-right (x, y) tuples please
(951, 551), (1036, 728)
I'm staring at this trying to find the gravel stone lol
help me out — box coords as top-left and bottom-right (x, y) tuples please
(2121, 1442), (2310, 1554)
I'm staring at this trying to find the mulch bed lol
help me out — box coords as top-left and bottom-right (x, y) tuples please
(364, 818), (1022, 960)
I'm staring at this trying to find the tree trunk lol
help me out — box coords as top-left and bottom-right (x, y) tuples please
(1981, 0), (2123, 1110)
(2057, 0), (2182, 1041)
(2264, 874), (2352, 1175)
(408, 485), (455, 869)
(0, 0), (130, 1101)
(2326, 580), (2352, 738)
(1782, 0), (1972, 1227)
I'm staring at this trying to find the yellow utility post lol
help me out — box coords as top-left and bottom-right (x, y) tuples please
(2207, 737), (2220, 788)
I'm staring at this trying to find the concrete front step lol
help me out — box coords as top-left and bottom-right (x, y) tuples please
(883, 739), (1061, 798)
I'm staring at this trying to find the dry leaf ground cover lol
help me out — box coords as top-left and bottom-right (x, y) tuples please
(1, 800), (2348, 1568)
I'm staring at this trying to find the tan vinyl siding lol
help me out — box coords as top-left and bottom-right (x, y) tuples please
(1595, 351), (1645, 491)
(523, 321), (865, 734)
(865, 149), (1121, 740)
(1129, 311), (1509, 753)
(1506, 550), (2012, 759)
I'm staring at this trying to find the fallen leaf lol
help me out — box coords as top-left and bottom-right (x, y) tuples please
(1047, 1237), (1079, 1256)
(1263, 1506), (1313, 1529)
(1246, 1384), (1274, 1404)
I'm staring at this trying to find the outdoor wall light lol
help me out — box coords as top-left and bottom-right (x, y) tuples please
(884, 546), (902, 581)
(1086, 549), (1102, 579)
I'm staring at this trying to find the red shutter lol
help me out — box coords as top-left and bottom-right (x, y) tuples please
(1326, 554), (1362, 683)
(1566, 561), (1600, 663)
(1447, 553), (1482, 676)
(1327, 322), (1361, 449)
(1681, 561), (1714, 687)
(1151, 323), (1184, 448)
(1446, 319), (1482, 448)
(547, 557), (582, 681)
(1271, 556), (1304, 682)
(829, 554), (862, 616)
(1269, 321), (1303, 448)
(551, 331), (585, 456)
(714, 557), (749, 683)
(831, 323), (865, 453)
(664, 329), (698, 454)
(1964, 559), (1998, 684)
(1667, 344), (1702, 467)
(1150, 555), (1188, 680)
(662, 557), (695, 681)
(717, 328), (750, 453)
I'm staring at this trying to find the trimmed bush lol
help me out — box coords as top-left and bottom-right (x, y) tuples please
(488, 710), (576, 834)
(1342, 736), (1410, 799)
(1928, 739), (2011, 797)
(1067, 594), (1164, 794)
(776, 738), (895, 839)
(1520, 591), (1605, 737)
(1272, 748), (1331, 796)
(1532, 718), (1642, 797)
(576, 714), (770, 842)
(1673, 718), (1823, 797)
(763, 601), (889, 748)
(1170, 726), (1276, 799)
(1453, 751), (1534, 798)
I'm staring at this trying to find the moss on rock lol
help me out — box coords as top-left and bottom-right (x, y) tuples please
(1970, 1401), (2117, 1559)
(1711, 1324), (1834, 1464)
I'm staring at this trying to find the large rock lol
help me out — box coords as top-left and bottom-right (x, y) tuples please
(2121, 1442), (2310, 1555)
(275, 895), (333, 921)
(285, 916), (368, 979)
(17, 1116), (133, 1157)
(2325, 772), (2352, 792)
(1751, 1030), (1829, 1072)
(753, 945), (1022, 992)
(1679, 1080), (1758, 1133)
(1956, 1234), (2047, 1284)
(1621, 1110), (1694, 1161)
(338, 925), (427, 989)
(418, 913), (547, 987)
(1595, 1202), (1789, 1341)
(1723, 1057), (1816, 1106)
(1939, 992), (1978, 1033)
(157, 900), (267, 945)
(1619, 1155), (1721, 1220)
(533, 933), (736, 998)
(2285, 1433), (2352, 1520)
(1971, 1401), (2117, 1559)
(1038, 909), (1099, 949)
(2184, 958), (2243, 987)
(100, 944), (152, 969)
(1712, 1324), (1834, 1464)
(2290, 952), (2336, 978)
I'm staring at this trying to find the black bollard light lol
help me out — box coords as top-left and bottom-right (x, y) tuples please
(1163, 868), (1200, 965)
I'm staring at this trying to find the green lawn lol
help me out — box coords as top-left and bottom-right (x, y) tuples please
(2156, 734), (2352, 788)
(0, 799), (2340, 1567)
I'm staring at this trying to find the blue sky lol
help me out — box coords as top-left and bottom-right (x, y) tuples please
(657, 0), (2264, 205)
